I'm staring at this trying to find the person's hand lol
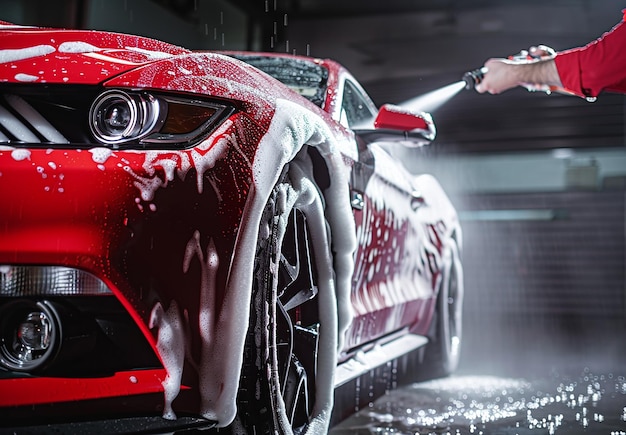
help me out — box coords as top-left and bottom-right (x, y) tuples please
(475, 58), (521, 94)
(475, 46), (561, 95)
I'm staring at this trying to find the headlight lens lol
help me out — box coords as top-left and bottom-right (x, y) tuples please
(0, 300), (60, 371)
(90, 90), (163, 145)
(89, 90), (231, 148)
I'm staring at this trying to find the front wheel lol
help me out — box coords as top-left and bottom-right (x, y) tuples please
(238, 159), (338, 434)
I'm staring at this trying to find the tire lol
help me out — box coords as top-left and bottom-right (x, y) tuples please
(421, 238), (463, 379)
(237, 159), (337, 434)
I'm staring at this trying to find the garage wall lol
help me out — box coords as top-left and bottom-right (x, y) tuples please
(396, 146), (626, 194)
(84, 0), (248, 50)
(0, 0), (23, 23)
(397, 143), (626, 373)
(0, 0), (250, 51)
(461, 190), (625, 317)
(457, 189), (625, 374)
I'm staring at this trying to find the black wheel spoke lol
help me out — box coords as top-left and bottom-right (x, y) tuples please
(280, 210), (318, 312)
(276, 209), (319, 429)
(284, 355), (309, 425)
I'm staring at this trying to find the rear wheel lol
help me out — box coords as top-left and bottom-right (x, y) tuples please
(421, 239), (463, 378)
(238, 160), (337, 434)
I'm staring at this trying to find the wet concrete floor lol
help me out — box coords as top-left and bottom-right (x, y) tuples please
(331, 323), (626, 434)
(330, 371), (626, 434)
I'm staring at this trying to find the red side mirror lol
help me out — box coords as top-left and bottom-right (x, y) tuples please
(374, 104), (436, 141)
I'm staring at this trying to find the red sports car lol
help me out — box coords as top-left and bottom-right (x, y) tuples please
(0, 22), (463, 434)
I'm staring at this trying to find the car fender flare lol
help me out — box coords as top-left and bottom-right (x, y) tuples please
(155, 98), (357, 427)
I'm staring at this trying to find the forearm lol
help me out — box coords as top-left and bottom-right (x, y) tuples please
(516, 59), (562, 88)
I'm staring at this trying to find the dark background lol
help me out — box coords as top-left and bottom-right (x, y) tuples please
(3, 0), (624, 377)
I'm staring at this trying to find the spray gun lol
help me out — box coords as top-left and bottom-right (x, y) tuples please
(462, 45), (596, 102)
(462, 67), (487, 91)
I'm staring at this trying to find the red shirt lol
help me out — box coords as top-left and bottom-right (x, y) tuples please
(554, 12), (626, 97)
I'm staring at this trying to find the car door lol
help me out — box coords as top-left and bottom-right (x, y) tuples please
(339, 79), (438, 355)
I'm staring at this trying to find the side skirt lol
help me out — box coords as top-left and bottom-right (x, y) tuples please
(331, 333), (429, 426)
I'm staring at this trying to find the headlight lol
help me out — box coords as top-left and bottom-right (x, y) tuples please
(89, 90), (232, 148)
(90, 90), (164, 145)
(0, 300), (60, 372)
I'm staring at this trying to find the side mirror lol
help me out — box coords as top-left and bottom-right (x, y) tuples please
(354, 104), (436, 147)
(375, 104), (435, 138)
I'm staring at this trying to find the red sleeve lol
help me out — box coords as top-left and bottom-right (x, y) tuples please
(554, 12), (626, 97)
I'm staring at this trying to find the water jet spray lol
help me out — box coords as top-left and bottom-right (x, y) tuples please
(400, 81), (467, 113)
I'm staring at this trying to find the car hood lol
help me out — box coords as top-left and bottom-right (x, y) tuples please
(0, 25), (189, 85)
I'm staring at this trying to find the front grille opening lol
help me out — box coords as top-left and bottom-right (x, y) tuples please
(0, 85), (100, 147)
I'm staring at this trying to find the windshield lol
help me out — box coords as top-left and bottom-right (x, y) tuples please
(229, 54), (328, 107)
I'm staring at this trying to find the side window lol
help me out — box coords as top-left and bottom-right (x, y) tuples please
(340, 80), (376, 128)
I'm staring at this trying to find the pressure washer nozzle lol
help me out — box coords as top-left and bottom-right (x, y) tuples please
(462, 67), (488, 90)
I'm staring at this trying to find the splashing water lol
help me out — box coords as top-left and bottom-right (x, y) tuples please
(400, 81), (466, 112)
